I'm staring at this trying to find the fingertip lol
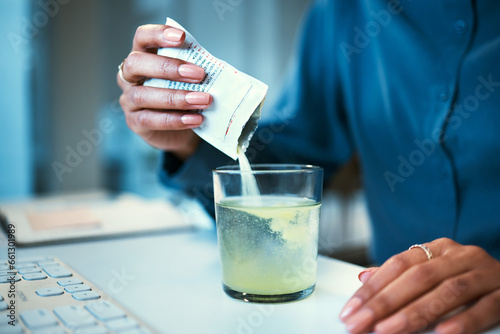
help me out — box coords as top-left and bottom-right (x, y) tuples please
(358, 271), (372, 284)
(339, 297), (363, 321)
(357, 267), (378, 284)
(181, 113), (203, 126)
(178, 64), (206, 81)
(374, 313), (407, 334)
(185, 92), (212, 106)
(163, 27), (185, 44)
(435, 321), (464, 334)
(205, 93), (213, 105)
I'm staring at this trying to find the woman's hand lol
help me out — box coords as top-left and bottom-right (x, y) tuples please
(340, 238), (500, 334)
(117, 24), (213, 160)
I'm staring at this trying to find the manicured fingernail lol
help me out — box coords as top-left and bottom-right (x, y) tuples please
(185, 92), (211, 105)
(436, 322), (464, 334)
(340, 297), (363, 321)
(345, 308), (375, 333)
(178, 64), (205, 81)
(358, 270), (371, 283)
(374, 314), (406, 334)
(181, 114), (203, 125)
(164, 28), (184, 43)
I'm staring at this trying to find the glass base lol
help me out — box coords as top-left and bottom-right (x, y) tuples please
(223, 284), (315, 303)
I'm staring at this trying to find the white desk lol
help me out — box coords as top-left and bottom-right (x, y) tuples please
(11, 229), (363, 333)
(11, 229), (500, 334)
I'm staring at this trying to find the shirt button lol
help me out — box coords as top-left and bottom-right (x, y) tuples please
(453, 20), (467, 35)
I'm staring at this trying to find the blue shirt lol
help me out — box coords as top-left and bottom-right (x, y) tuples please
(161, 0), (500, 264)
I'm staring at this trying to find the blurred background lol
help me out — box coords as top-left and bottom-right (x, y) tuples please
(0, 0), (370, 264)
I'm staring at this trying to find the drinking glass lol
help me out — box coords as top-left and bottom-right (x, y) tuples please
(213, 164), (323, 303)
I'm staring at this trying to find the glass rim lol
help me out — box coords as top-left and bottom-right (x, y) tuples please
(213, 164), (323, 174)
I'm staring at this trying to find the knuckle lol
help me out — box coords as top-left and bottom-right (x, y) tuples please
(386, 254), (409, 272)
(354, 282), (376, 301)
(130, 88), (146, 107)
(124, 51), (141, 74)
(408, 263), (436, 286)
(435, 238), (457, 256)
(436, 237), (454, 247)
(136, 112), (151, 129)
(368, 296), (391, 316)
(165, 91), (181, 108)
(134, 25), (148, 40)
(464, 245), (487, 259)
(444, 275), (471, 296)
(159, 58), (178, 77)
(119, 94), (128, 109)
(163, 113), (180, 127)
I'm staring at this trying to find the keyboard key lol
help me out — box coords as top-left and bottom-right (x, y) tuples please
(18, 267), (41, 275)
(36, 287), (64, 297)
(65, 284), (91, 293)
(85, 300), (126, 321)
(18, 256), (53, 264)
(23, 273), (48, 281)
(57, 278), (83, 286)
(53, 304), (96, 329)
(73, 325), (109, 334)
(31, 325), (65, 334)
(20, 309), (58, 329)
(3, 256), (152, 333)
(0, 275), (21, 283)
(105, 317), (139, 331)
(37, 261), (60, 268)
(43, 266), (72, 278)
(13, 263), (36, 269)
(72, 291), (100, 301)
(14, 259), (35, 265)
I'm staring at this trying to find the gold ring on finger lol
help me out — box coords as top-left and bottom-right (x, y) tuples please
(118, 58), (140, 85)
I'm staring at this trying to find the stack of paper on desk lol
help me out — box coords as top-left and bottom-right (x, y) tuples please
(0, 192), (191, 246)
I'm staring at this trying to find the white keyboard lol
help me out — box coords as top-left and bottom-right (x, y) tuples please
(0, 256), (156, 333)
